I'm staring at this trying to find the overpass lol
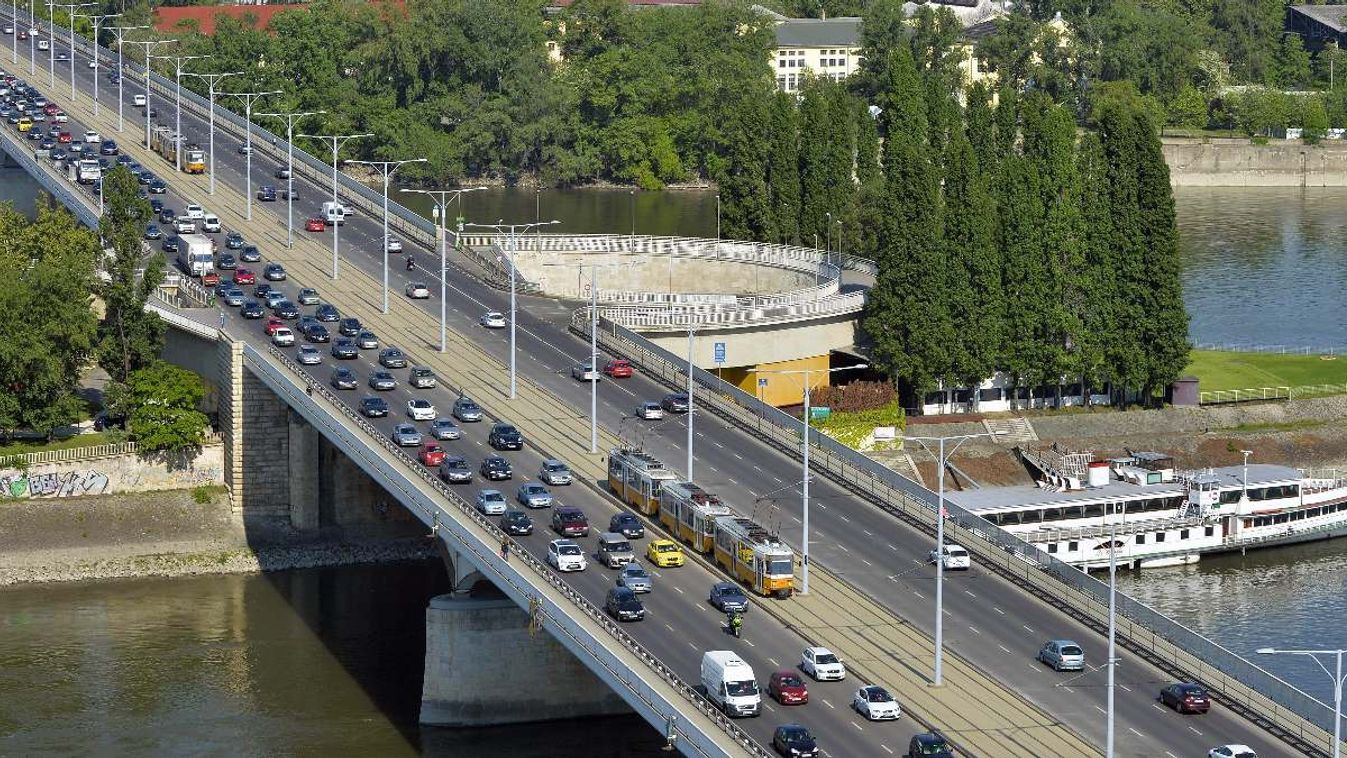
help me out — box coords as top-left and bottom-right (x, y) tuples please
(1, 14), (1343, 758)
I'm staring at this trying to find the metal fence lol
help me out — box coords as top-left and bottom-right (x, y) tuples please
(1200, 386), (1292, 405)
(1195, 342), (1347, 356)
(0, 122), (99, 227)
(592, 290), (866, 330)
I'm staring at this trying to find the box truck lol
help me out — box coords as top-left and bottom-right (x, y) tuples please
(176, 233), (215, 278)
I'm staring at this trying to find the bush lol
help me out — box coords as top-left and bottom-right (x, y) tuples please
(815, 399), (905, 449)
(810, 380), (896, 413)
(190, 485), (225, 504)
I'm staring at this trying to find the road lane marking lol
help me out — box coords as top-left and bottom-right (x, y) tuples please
(821, 699), (835, 709)
(1188, 726), (1203, 736)
(967, 625), (981, 635)
(673, 586), (684, 594)
(964, 589), (976, 597)
(1022, 624), (1034, 633)
(665, 624), (675, 632)
(1128, 728), (1143, 738)
(851, 722), (863, 732)
(861, 558), (873, 567)
(913, 591), (924, 599)
(1119, 684), (1131, 692)
(768, 658), (779, 667)
(744, 639), (755, 647)
(880, 746), (893, 755)
(1094, 705), (1106, 715)
(998, 644), (1012, 654)
(994, 607), (1005, 615)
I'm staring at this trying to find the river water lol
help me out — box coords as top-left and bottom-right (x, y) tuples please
(4, 168), (1347, 735)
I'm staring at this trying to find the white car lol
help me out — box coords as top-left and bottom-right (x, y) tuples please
(407, 398), (436, 421)
(296, 345), (322, 365)
(51, 111), (67, 123)
(1207, 746), (1257, 758)
(570, 362), (599, 382)
(2, 25), (13, 34)
(202, 214), (221, 233)
(547, 539), (586, 572)
(851, 686), (901, 721)
(82, 131), (100, 143)
(929, 543), (971, 570)
(37, 39), (48, 50)
(173, 218), (196, 234)
(87, 58), (96, 68)
(385, 236), (402, 253)
(800, 646), (846, 681)
(133, 94), (146, 107)
(480, 311), (506, 329)
(404, 281), (429, 299)
(475, 489), (507, 516)
(184, 204), (205, 220)
(636, 401), (664, 420)
(270, 327), (295, 346)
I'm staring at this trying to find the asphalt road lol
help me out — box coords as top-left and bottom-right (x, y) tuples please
(0, 19), (1308, 758)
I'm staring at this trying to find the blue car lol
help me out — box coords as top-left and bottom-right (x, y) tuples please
(143, 223), (162, 240)
(257, 184), (276, 202)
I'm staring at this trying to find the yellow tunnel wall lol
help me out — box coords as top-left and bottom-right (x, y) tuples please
(718, 354), (831, 407)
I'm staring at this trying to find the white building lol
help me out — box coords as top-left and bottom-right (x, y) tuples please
(771, 16), (864, 93)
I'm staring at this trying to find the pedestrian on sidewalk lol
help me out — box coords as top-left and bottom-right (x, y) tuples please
(500, 537), (511, 561)
(218, 310), (226, 328)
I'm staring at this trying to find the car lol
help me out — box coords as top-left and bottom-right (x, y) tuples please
(1207, 747), (1257, 758)
(330, 338), (358, 359)
(240, 300), (264, 319)
(281, 186), (300, 201)
(453, 396), (483, 422)
(329, 367), (357, 390)
(173, 218), (196, 234)
(224, 232), (244, 250)
(263, 291), (287, 309)
(99, 140), (118, 155)
(148, 179), (167, 195)
(516, 482), (553, 509)
(407, 398), (436, 421)
(605, 586), (645, 622)
(604, 359), (634, 378)
(501, 510), (534, 536)
(385, 236), (403, 253)
(617, 564), (653, 593)
(661, 392), (690, 413)
(609, 512), (644, 539)
(184, 204), (205, 220)
(158, 206), (178, 224)
(636, 401), (664, 420)
(217, 254), (237, 270)
(237, 143), (252, 155)
(263, 263), (287, 281)
(418, 442), (447, 467)
(232, 246), (259, 265)
(428, 417), (461, 441)
(709, 582), (749, 613)
(264, 317), (287, 336)
(391, 423), (422, 447)
(404, 281), (429, 299)
(272, 301), (299, 320)
(49, 147), (67, 162)
(768, 671), (808, 705)
(55, 130), (71, 143)
(143, 224), (162, 240)
(378, 348), (407, 368)
(1037, 640), (1085, 672)
(55, 52), (67, 62)
(488, 423), (523, 450)
(232, 268), (256, 285)
(906, 732), (954, 758)
(480, 311), (506, 328)
(1160, 682), (1211, 714)
(274, 166), (291, 180)
(539, 459), (573, 486)
(218, 287), (245, 307)
(368, 371), (397, 391)
(304, 217), (325, 232)
(297, 288), (320, 305)
(338, 317), (361, 336)
(2, 24), (12, 34)
(852, 685), (901, 721)
(929, 543), (971, 570)
(772, 725), (818, 758)
(547, 539), (586, 572)
(409, 366), (437, 388)
(299, 321), (330, 343)
(201, 271), (220, 287)
(475, 489), (507, 516)
(315, 303), (341, 322)
(438, 456), (473, 484)
(551, 507), (589, 537)
(480, 455), (513, 481)
(570, 362), (600, 382)
(356, 331), (379, 350)
(133, 94), (146, 107)
(256, 185), (276, 202)
(254, 283), (275, 300)
(645, 539), (684, 567)
(83, 130), (100, 143)
(359, 396), (388, 417)
(800, 646), (846, 681)
(296, 345), (322, 365)
(36, 39), (47, 51)
(270, 327), (295, 346)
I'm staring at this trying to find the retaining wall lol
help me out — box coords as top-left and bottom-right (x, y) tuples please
(0, 444), (223, 499)
(1164, 138), (1347, 186)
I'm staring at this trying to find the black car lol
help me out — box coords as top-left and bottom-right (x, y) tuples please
(329, 367), (357, 390)
(609, 512), (645, 539)
(159, 207), (175, 224)
(906, 732), (953, 758)
(661, 392), (690, 413)
(161, 236), (179, 253)
(438, 455), (473, 483)
(337, 317), (361, 336)
(500, 510), (533, 536)
(368, 370), (397, 391)
(274, 166), (290, 179)
(253, 283), (274, 299)
(137, 171), (154, 186)
(272, 300), (300, 320)
(116, 154), (134, 166)
(240, 245), (262, 262)
(772, 725), (818, 758)
(240, 300), (264, 319)
(709, 582), (749, 614)
(143, 223), (162, 240)
(1158, 683), (1211, 714)
(605, 586), (645, 622)
(217, 253), (237, 270)
(99, 139), (118, 155)
(378, 348), (407, 368)
(224, 231), (244, 250)
(150, 198), (164, 214)
(359, 396), (389, 417)
(480, 455), (513, 481)
(148, 179), (167, 194)
(330, 338), (358, 359)
(315, 303), (340, 322)
(488, 423), (523, 451)
(300, 321), (330, 343)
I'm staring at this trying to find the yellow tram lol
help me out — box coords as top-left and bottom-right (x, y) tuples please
(712, 516), (795, 598)
(607, 448), (678, 515)
(660, 480), (733, 554)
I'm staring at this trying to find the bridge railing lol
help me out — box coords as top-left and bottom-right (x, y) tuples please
(585, 289), (867, 330)
(249, 342), (772, 758)
(583, 315), (1343, 755)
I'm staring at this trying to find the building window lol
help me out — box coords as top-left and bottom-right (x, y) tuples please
(777, 75), (786, 90)
(778, 60), (786, 68)
(1180, 529), (1190, 540)
(1068, 541), (1078, 552)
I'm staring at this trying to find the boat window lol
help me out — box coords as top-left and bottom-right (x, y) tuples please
(1205, 526), (1215, 537)
(1046, 542), (1058, 553)
(1082, 504), (1104, 519)
(1156, 532), (1166, 542)
(1135, 534), (1145, 544)
(1180, 529), (1190, 539)
(1067, 541), (1078, 552)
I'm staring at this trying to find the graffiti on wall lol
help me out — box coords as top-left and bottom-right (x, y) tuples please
(1, 470), (111, 499)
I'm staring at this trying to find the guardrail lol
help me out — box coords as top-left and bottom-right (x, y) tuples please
(1195, 342), (1347, 356)
(245, 341), (771, 758)
(587, 289), (866, 330)
(582, 314), (1344, 756)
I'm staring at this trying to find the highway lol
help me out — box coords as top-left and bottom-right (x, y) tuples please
(0, 18), (1309, 758)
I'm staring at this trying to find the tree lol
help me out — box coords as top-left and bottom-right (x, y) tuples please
(858, 0), (910, 108)
(716, 88), (773, 242)
(1166, 84), (1209, 129)
(994, 84), (1019, 161)
(1271, 32), (1312, 90)
(796, 79), (852, 246)
(766, 92), (802, 244)
(1302, 95), (1329, 144)
(1074, 133), (1118, 404)
(121, 361), (211, 454)
(1096, 101), (1149, 402)
(995, 154), (1047, 405)
(98, 165), (165, 384)
(965, 82), (998, 175)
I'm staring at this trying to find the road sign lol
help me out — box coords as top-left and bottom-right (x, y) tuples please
(758, 378), (768, 387)
(713, 341), (726, 364)
(809, 406), (832, 421)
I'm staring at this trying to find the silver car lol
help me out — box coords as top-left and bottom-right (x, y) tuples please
(438, 455), (472, 483)
(357, 330), (379, 350)
(1037, 640), (1085, 672)
(637, 401), (664, 420)
(410, 366), (437, 388)
(429, 417), (461, 440)
(539, 460), (573, 485)
(570, 362), (600, 382)
(617, 564), (652, 593)
(390, 423), (422, 447)
(452, 396), (483, 422)
(297, 287), (320, 305)
(368, 371), (397, 391)
(516, 482), (554, 509)
(296, 344), (322, 365)
(476, 489), (507, 515)
(405, 281), (430, 299)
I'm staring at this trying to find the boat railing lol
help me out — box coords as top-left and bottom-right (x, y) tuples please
(1300, 468), (1347, 491)
(1021, 515), (1207, 545)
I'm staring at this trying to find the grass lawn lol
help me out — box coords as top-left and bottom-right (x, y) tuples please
(1185, 350), (1347, 393)
(0, 432), (121, 458)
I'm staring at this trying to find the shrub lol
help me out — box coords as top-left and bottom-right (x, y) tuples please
(811, 381), (896, 413)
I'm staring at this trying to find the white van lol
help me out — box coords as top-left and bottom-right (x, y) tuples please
(322, 200), (346, 226)
(701, 651), (760, 717)
(202, 214), (221, 233)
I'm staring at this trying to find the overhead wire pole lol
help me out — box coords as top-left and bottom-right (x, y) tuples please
(256, 109), (324, 247)
(686, 326), (695, 479)
(151, 52), (209, 173)
(122, 38), (175, 150)
(400, 186), (487, 351)
(465, 219), (560, 399)
(28, 0), (36, 74)
(1257, 647), (1347, 758)
(182, 69), (240, 196)
(220, 89), (281, 221)
(347, 158), (427, 313)
(298, 131), (372, 279)
(72, 11), (118, 109)
(106, 24), (147, 133)
(48, 1), (92, 88)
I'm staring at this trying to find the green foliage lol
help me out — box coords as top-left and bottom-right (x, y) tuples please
(1302, 96), (1330, 143)
(97, 164), (164, 384)
(1272, 33), (1313, 89)
(815, 399), (905, 450)
(120, 361), (210, 454)
(766, 93), (802, 244)
(1166, 85), (1210, 129)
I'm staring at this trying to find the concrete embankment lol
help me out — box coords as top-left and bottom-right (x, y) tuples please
(0, 488), (436, 586)
(1164, 137), (1347, 186)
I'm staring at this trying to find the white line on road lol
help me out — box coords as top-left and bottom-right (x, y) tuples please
(887, 543), (897, 551)
(1094, 705), (1106, 715)
(744, 640), (755, 647)
(1128, 727), (1144, 738)
(665, 624), (675, 632)
(1188, 726), (1203, 736)
(998, 645), (1012, 654)
(964, 589), (976, 597)
(1165, 752), (1178, 758)
(768, 658), (779, 667)
(1022, 624), (1034, 633)
(968, 625), (981, 635)
(880, 746), (893, 755)
(913, 591), (924, 599)
(861, 558), (873, 567)
(851, 722), (863, 732)
(673, 586), (684, 594)
(1119, 684), (1131, 692)
(994, 607), (1005, 615)
(822, 699), (835, 709)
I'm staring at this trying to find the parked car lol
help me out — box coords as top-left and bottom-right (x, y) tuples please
(1159, 683), (1211, 714)
(1037, 640), (1085, 672)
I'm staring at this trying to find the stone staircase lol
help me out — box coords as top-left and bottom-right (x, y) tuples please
(983, 416), (1038, 444)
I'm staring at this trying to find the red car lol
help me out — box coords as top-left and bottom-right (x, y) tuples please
(418, 442), (446, 467)
(604, 359), (634, 378)
(768, 670), (809, 705)
(304, 217), (325, 232)
(201, 271), (219, 286)
(232, 268), (255, 285)
(56, 131), (72, 143)
(43, 103), (58, 116)
(264, 317), (286, 336)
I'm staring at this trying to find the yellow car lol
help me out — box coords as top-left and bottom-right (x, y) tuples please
(17, 117), (32, 132)
(646, 539), (685, 568)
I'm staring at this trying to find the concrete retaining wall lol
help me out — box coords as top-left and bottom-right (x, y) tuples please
(0, 445), (223, 500)
(515, 250), (813, 299)
(1164, 138), (1347, 186)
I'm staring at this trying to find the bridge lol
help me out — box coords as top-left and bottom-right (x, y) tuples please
(2, 12), (1344, 757)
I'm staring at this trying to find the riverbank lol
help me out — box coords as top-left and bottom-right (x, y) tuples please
(0, 488), (437, 586)
(1163, 137), (1347, 186)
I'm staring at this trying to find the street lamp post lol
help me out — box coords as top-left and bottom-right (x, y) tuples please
(902, 429), (1006, 685)
(151, 53), (210, 173)
(256, 109), (325, 247)
(298, 131), (371, 279)
(122, 38), (174, 150)
(72, 11), (118, 110)
(1257, 647), (1347, 758)
(346, 158), (427, 313)
(1240, 449), (1253, 504)
(48, 2), (93, 88)
(400, 186), (487, 352)
(464, 220), (561, 399)
(106, 25), (147, 133)
(27, 0), (35, 74)
(220, 89), (281, 221)
(183, 70), (241, 196)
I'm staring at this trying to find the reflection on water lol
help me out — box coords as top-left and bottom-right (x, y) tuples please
(0, 167), (42, 218)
